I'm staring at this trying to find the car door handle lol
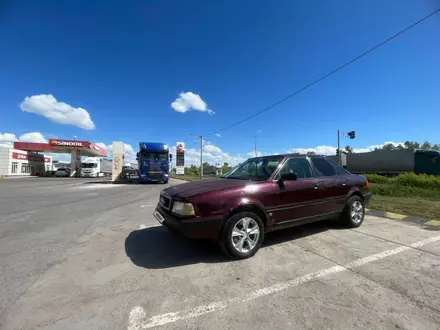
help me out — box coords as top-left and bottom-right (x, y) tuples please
(313, 184), (319, 190)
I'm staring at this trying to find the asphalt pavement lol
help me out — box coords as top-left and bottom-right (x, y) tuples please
(0, 177), (439, 329)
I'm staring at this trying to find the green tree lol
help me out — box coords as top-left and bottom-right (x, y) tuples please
(382, 143), (397, 151)
(421, 141), (432, 150)
(222, 162), (232, 174)
(306, 151), (316, 155)
(432, 144), (440, 151)
(344, 145), (353, 153)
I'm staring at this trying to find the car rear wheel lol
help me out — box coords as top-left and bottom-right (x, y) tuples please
(341, 195), (365, 227)
(220, 212), (264, 259)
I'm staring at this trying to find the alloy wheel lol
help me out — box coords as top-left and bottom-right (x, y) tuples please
(231, 217), (260, 253)
(351, 201), (363, 224)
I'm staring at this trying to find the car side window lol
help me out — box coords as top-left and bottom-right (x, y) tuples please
(311, 158), (337, 177)
(275, 158), (313, 180)
(331, 162), (350, 175)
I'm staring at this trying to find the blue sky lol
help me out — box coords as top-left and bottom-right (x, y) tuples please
(1, 0), (439, 165)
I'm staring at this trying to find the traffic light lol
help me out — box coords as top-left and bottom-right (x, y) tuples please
(348, 131), (356, 139)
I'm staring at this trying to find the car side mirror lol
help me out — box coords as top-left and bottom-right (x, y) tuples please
(169, 154), (173, 161)
(278, 172), (297, 186)
(136, 152), (140, 161)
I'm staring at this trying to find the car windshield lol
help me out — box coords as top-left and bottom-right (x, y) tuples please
(141, 151), (168, 162)
(221, 156), (283, 181)
(82, 163), (97, 168)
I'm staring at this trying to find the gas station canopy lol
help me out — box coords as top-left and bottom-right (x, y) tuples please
(14, 139), (108, 158)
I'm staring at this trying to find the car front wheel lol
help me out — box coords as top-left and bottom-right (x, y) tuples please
(341, 195), (365, 227)
(220, 211), (264, 259)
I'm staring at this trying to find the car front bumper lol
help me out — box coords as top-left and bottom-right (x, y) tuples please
(154, 207), (224, 240)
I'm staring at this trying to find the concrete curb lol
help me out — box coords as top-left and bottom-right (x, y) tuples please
(365, 209), (440, 230)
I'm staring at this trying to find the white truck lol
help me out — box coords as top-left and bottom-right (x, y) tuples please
(81, 157), (112, 177)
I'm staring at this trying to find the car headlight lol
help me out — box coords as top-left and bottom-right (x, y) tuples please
(172, 201), (195, 216)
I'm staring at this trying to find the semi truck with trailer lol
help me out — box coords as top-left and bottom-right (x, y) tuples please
(328, 149), (440, 175)
(81, 157), (112, 177)
(137, 142), (171, 183)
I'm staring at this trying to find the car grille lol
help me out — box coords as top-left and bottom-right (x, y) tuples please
(160, 194), (171, 209)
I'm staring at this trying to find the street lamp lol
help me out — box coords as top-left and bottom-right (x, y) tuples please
(254, 130), (262, 157)
(190, 133), (203, 179)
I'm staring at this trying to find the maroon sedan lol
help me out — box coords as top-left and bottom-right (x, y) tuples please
(154, 154), (371, 259)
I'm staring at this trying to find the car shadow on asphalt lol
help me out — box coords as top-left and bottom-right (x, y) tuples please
(125, 220), (344, 269)
(125, 226), (227, 269)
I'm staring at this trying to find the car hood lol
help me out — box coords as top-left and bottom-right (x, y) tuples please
(163, 178), (249, 199)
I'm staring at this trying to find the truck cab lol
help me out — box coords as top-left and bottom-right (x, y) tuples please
(81, 157), (100, 177)
(81, 157), (112, 177)
(137, 142), (171, 183)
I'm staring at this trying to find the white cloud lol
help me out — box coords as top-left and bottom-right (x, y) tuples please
(20, 94), (96, 130)
(246, 151), (265, 157)
(123, 144), (137, 163)
(18, 132), (47, 143)
(95, 142), (137, 163)
(170, 142), (245, 167)
(171, 92), (214, 114)
(0, 133), (17, 142)
(288, 145), (337, 155)
(204, 143), (222, 153)
(215, 133), (221, 137)
(0, 131), (48, 148)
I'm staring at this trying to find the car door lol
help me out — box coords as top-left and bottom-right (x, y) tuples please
(271, 157), (322, 224)
(310, 157), (346, 214)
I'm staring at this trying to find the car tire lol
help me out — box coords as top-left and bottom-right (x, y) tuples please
(341, 195), (365, 228)
(221, 211), (265, 260)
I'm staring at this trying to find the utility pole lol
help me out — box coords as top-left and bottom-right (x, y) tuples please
(254, 130), (262, 157)
(190, 134), (203, 179)
(337, 129), (356, 165)
(200, 135), (203, 179)
(337, 129), (341, 165)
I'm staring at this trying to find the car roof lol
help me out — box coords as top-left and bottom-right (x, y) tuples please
(248, 153), (327, 160)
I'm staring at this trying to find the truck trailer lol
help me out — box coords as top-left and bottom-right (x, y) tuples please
(333, 149), (440, 175)
(81, 157), (112, 177)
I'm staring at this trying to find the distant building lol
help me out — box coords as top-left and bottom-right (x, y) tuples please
(0, 146), (52, 177)
(203, 164), (222, 175)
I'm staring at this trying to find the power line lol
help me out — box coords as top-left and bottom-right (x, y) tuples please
(211, 7), (440, 135)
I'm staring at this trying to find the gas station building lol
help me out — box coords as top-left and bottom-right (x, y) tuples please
(0, 139), (108, 177)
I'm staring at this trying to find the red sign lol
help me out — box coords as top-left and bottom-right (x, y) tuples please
(177, 144), (185, 154)
(49, 139), (90, 148)
(12, 152), (51, 163)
